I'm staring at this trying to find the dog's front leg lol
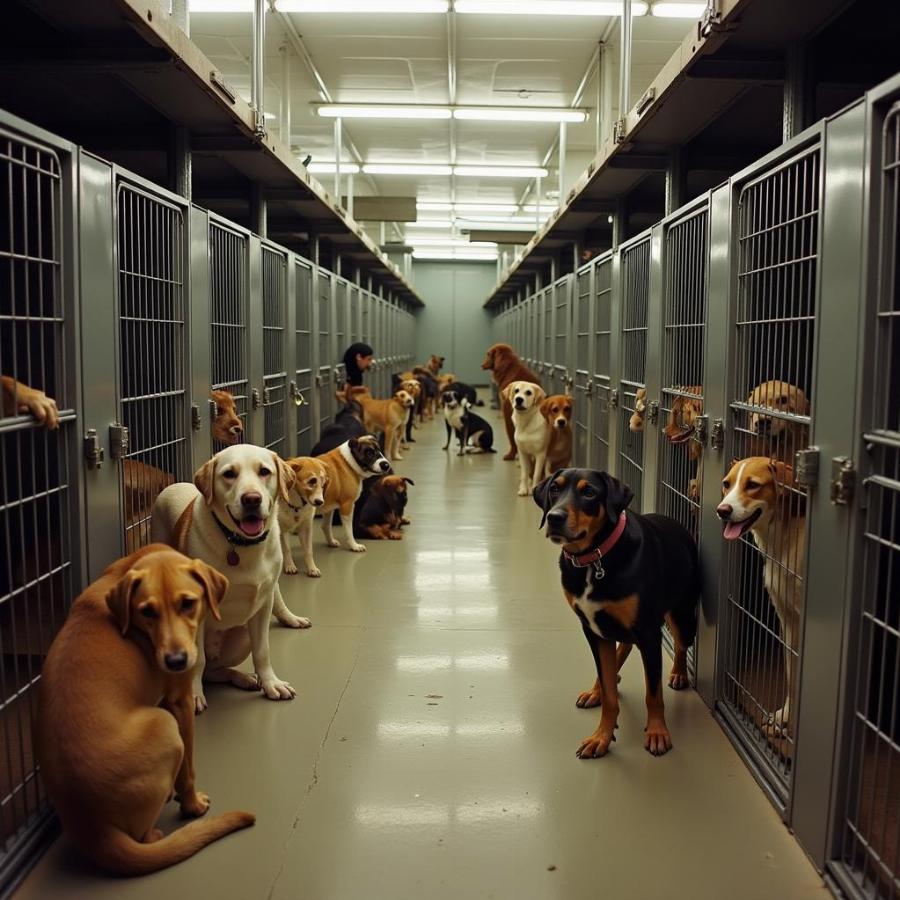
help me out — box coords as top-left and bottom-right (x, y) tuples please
(247, 594), (296, 701)
(192, 621), (209, 714)
(341, 506), (366, 552)
(638, 638), (672, 755)
(272, 581), (311, 629)
(322, 510), (339, 548)
(280, 527), (298, 575)
(577, 638), (619, 758)
(517, 453), (533, 496)
(165, 685), (210, 817)
(442, 420), (452, 450)
(299, 518), (321, 577)
(532, 449), (548, 489)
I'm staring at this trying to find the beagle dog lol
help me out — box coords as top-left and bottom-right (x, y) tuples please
(540, 394), (574, 475)
(502, 380), (550, 496)
(278, 456), (329, 578)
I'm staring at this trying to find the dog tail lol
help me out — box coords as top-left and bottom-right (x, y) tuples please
(89, 811), (255, 876)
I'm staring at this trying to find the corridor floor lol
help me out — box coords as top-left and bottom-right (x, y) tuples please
(19, 410), (829, 900)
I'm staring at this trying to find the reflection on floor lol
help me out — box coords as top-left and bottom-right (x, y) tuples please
(18, 408), (829, 900)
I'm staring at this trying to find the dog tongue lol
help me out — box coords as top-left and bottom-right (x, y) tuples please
(723, 521), (745, 541)
(241, 516), (264, 536)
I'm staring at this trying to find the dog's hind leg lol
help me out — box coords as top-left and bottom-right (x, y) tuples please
(321, 510), (340, 548)
(638, 638), (673, 755)
(299, 519), (321, 577)
(341, 506), (366, 552)
(280, 529), (298, 575)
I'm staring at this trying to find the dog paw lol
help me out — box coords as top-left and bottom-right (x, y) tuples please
(305, 565), (322, 578)
(193, 693), (208, 715)
(231, 671), (261, 691)
(644, 720), (673, 756)
(388, 532), (403, 541)
(349, 544), (367, 553)
(517, 486), (529, 497)
(576, 728), (615, 759)
(260, 678), (296, 701)
(763, 708), (790, 738)
(283, 561), (298, 575)
(668, 670), (690, 690)
(576, 687), (603, 708)
(503, 451), (517, 461)
(326, 539), (340, 548)
(179, 791), (211, 818)
(277, 611), (312, 629)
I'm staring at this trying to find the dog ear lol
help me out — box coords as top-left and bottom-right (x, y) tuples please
(533, 385), (547, 405)
(188, 559), (227, 623)
(500, 383), (513, 404)
(194, 458), (217, 506)
(105, 568), (144, 635)
(402, 477), (415, 486)
(533, 471), (561, 529)
(539, 396), (555, 419)
(274, 453), (296, 503)
(599, 471), (634, 522)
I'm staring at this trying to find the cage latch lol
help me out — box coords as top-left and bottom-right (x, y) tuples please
(584, 379), (594, 398)
(191, 405), (203, 431)
(613, 118), (627, 144)
(830, 456), (855, 506)
(83, 428), (105, 470)
(646, 400), (659, 425)
(251, 388), (261, 410)
(609, 388), (619, 410)
(710, 417), (724, 451)
(794, 446), (820, 488)
(290, 381), (307, 407)
(695, 415), (708, 445)
(109, 424), (129, 461)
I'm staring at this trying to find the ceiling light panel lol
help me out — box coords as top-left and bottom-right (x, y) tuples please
(650, 2), (706, 16)
(454, 0), (648, 14)
(277, 0), (448, 9)
(306, 162), (361, 174)
(316, 105), (451, 120)
(454, 166), (548, 178)
(363, 164), (454, 175)
(453, 108), (587, 123)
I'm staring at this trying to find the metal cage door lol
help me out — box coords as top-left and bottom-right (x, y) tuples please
(315, 270), (333, 433)
(552, 277), (572, 395)
(333, 279), (348, 405)
(292, 260), (313, 455)
(541, 287), (553, 381)
(261, 245), (287, 454)
(209, 220), (251, 452)
(591, 253), (613, 471)
(116, 181), (188, 553)
(617, 234), (651, 509)
(717, 142), (820, 810)
(573, 265), (593, 466)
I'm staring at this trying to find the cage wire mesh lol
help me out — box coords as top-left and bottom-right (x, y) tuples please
(553, 280), (569, 394)
(573, 268), (591, 465)
(317, 271), (331, 430)
(0, 130), (73, 878)
(210, 222), (250, 453)
(334, 281), (347, 413)
(719, 146), (819, 797)
(262, 246), (287, 453)
(117, 184), (185, 552)
(591, 255), (613, 472)
(294, 262), (313, 455)
(833, 103), (900, 900)
(618, 238), (650, 508)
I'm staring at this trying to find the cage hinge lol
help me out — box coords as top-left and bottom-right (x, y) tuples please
(699, 1), (730, 38)
(108, 423), (129, 460)
(191, 404), (203, 431)
(290, 381), (307, 407)
(565, 372), (575, 391)
(695, 414), (708, 445)
(636, 87), (656, 115)
(613, 118), (627, 144)
(251, 388), (261, 410)
(609, 388), (619, 410)
(830, 456), (856, 506)
(584, 378), (594, 398)
(252, 107), (267, 139)
(710, 417), (724, 451)
(794, 446), (820, 488)
(646, 400), (659, 425)
(83, 428), (105, 470)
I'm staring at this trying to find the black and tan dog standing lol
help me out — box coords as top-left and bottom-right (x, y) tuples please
(533, 469), (700, 758)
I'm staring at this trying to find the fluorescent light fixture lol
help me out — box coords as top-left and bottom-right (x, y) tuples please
(651, 2), (705, 16)
(363, 163), (453, 175)
(456, 218), (541, 230)
(409, 237), (497, 246)
(454, 0), (648, 14)
(454, 107), (587, 123)
(417, 202), (521, 213)
(413, 250), (499, 261)
(405, 220), (454, 229)
(189, 0), (254, 9)
(306, 162), (361, 174)
(316, 105), (451, 120)
(454, 166), (548, 178)
(276, 0), (448, 9)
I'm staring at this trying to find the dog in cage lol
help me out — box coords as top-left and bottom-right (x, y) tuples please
(628, 387), (647, 432)
(717, 457), (806, 737)
(210, 389), (244, 445)
(746, 380), (810, 463)
(664, 386), (704, 502)
(1, 375), (60, 428)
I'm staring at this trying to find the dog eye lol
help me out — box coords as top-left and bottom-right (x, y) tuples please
(222, 469), (237, 480)
(722, 480), (730, 490)
(583, 487), (597, 498)
(746, 479), (761, 489)
(259, 467), (272, 477)
(181, 597), (195, 613)
(140, 606), (157, 619)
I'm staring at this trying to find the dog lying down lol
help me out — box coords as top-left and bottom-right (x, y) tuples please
(354, 475), (414, 540)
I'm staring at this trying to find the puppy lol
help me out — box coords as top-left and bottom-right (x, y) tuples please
(441, 390), (496, 455)
(353, 475), (414, 540)
(311, 396), (366, 457)
(151, 444), (301, 713)
(278, 456), (329, 578)
(1, 375), (59, 428)
(36, 545), (254, 874)
(502, 380), (549, 496)
(210, 389), (244, 445)
(540, 394), (573, 475)
(746, 380), (810, 463)
(316, 435), (391, 553)
(717, 457), (805, 736)
(398, 378), (423, 446)
(343, 386), (415, 461)
(534, 469), (700, 758)
(481, 343), (542, 460)
(664, 387), (703, 500)
(628, 387), (647, 432)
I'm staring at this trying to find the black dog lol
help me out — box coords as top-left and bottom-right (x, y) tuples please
(353, 475), (414, 540)
(441, 389), (496, 455)
(311, 398), (366, 457)
(533, 469), (699, 759)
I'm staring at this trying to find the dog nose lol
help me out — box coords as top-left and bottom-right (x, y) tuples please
(313, 498), (324, 507)
(716, 503), (733, 520)
(545, 508), (567, 527)
(514, 398), (524, 408)
(164, 651), (188, 672)
(241, 492), (262, 508)
(379, 460), (390, 472)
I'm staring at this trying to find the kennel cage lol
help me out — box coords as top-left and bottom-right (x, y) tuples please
(261, 244), (288, 454)
(293, 259), (314, 456)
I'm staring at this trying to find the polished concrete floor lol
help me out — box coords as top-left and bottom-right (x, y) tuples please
(19, 410), (830, 900)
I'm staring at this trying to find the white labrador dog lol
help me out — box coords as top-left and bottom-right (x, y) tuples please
(151, 444), (307, 713)
(503, 380), (549, 497)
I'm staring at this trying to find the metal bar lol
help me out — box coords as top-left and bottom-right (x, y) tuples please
(619, 0), (632, 124)
(280, 44), (292, 147)
(251, 0), (266, 133)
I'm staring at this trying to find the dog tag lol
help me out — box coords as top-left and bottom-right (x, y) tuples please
(226, 549), (240, 567)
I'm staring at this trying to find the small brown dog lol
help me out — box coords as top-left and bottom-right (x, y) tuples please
(354, 475), (414, 540)
(210, 389), (244, 445)
(541, 394), (574, 474)
(36, 545), (255, 875)
(481, 343), (542, 460)
(342, 386), (415, 461)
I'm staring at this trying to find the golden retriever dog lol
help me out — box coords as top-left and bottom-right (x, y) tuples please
(746, 380), (809, 462)
(36, 545), (254, 875)
(342, 385), (415, 461)
(278, 456), (329, 579)
(502, 381), (549, 496)
(541, 394), (574, 475)
(481, 343), (542, 460)
(717, 458), (806, 736)
(210, 389), (244, 445)
(151, 444), (302, 713)
(1, 375), (59, 428)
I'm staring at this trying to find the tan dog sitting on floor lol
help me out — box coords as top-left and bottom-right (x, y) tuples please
(342, 386), (415, 461)
(481, 343), (542, 460)
(541, 394), (574, 475)
(278, 456), (329, 578)
(36, 545), (255, 875)
(151, 444), (304, 713)
(502, 380), (550, 497)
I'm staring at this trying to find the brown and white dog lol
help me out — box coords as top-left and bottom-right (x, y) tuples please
(316, 435), (391, 553)
(36, 545), (254, 874)
(481, 343), (542, 461)
(278, 456), (329, 578)
(664, 387), (704, 501)
(151, 444), (303, 713)
(210, 389), (244, 445)
(717, 457), (806, 736)
(746, 380), (810, 463)
(341, 386), (415, 461)
(628, 387), (647, 432)
(541, 394), (574, 475)
(502, 381), (550, 497)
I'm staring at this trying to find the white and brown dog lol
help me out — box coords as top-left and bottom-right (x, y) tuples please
(502, 380), (549, 497)
(278, 456), (329, 579)
(151, 444), (305, 713)
(717, 457), (806, 736)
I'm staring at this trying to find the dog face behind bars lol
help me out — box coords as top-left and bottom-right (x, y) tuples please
(210, 389), (244, 445)
(664, 388), (703, 460)
(746, 380), (809, 460)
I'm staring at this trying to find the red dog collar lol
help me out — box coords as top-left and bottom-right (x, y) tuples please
(562, 512), (627, 578)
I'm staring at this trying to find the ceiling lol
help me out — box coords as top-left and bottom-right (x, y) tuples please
(187, 4), (699, 258)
